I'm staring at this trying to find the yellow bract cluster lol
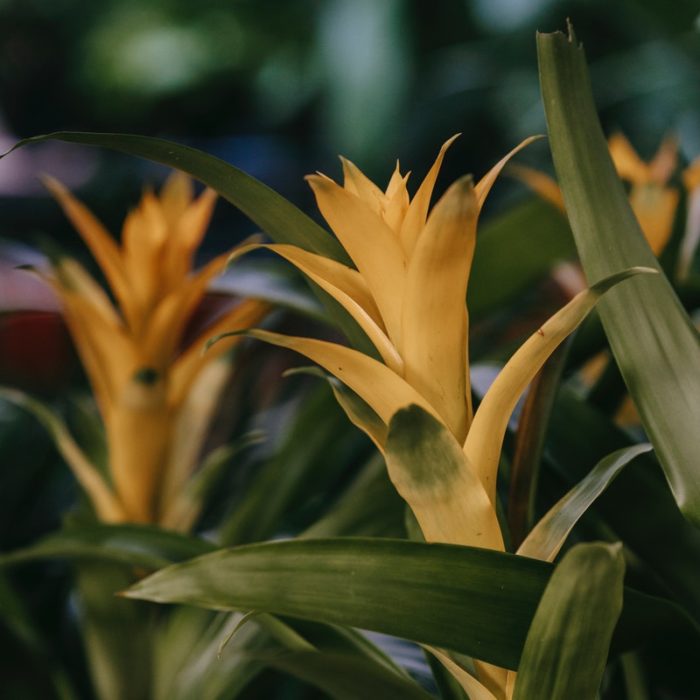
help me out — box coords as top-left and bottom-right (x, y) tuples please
(41, 173), (268, 528)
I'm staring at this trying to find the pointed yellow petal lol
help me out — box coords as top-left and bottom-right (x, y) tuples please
(159, 355), (234, 529)
(0, 388), (127, 523)
(677, 177), (700, 280)
(382, 168), (410, 232)
(425, 647), (498, 700)
(340, 157), (383, 212)
(629, 184), (679, 255)
(507, 163), (566, 213)
(400, 134), (460, 255)
(142, 248), (233, 368)
(230, 242), (402, 372)
(52, 259), (136, 403)
(122, 192), (169, 315)
(683, 156), (700, 192)
(648, 135), (678, 185)
(306, 175), (407, 344)
(159, 171), (194, 226)
(164, 188), (218, 291)
(227, 329), (438, 425)
(170, 299), (270, 406)
(42, 176), (136, 324)
(401, 176), (477, 442)
(608, 133), (650, 184)
(474, 135), (542, 210)
(464, 268), (656, 503)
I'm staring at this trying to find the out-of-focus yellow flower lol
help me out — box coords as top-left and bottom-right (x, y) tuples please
(512, 132), (680, 255)
(678, 156), (700, 279)
(30, 173), (268, 528)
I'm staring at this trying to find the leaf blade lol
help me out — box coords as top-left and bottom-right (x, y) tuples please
(513, 543), (625, 700)
(537, 28), (700, 524)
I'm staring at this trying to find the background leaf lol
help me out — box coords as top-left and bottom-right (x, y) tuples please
(513, 542), (625, 699)
(123, 537), (695, 671)
(537, 28), (700, 525)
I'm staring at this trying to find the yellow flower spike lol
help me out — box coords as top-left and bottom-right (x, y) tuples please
(306, 174), (408, 344)
(400, 134), (460, 255)
(401, 176), (478, 442)
(464, 267), (655, 504)
(38, 171), (270, 527)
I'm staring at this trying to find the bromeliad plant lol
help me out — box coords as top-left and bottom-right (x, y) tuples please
(1, 173), (269, 529)
(1, 23), (699, 700)
(214, 132), (653, 697)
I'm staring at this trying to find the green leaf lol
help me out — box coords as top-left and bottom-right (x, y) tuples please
(0, 573), (78, 700)
(508, 341), (569, 548)
(469, 199), (575, 319)
(0, 523), (215, 571)
(513, 542), (625, 700)
(2, 131), (344, 261)
(518, 443), (652, 561)
(546, 387), (700, 624)
(77, 563), (152, 700)
(218, 384), (362, 546)
(124, 537), (549, 670)
(122, 537), (695, 671)
(537, 28), (700, 525)
(301, 453), (406, 540)
(262, 651), (436, 700)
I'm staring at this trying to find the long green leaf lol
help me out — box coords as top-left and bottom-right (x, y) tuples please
(513, 542), (625, 699)
(2, 131), (344, 261)
(545, 388), (700, 624)
(123, 537), (694, 671)
(508, 341), (569, 548)
(0, 131), (381, 355)
(518, 443), (652, 561)
(125, 537), (549, 670)
(537, 28), (700, 524)
(0, 524), (215, 571)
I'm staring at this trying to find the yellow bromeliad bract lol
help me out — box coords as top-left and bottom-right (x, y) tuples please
(221, 138), (650, 699)
(22, 173), (268, 528)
